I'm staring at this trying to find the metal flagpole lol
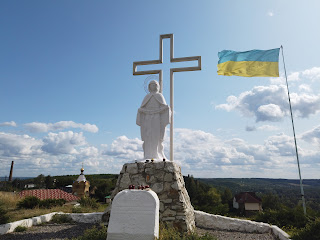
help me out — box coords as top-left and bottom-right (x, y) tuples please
(281, 45), (307, 215)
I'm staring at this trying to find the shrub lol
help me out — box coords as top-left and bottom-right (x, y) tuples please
(51, 214), (73, 224)
(71, 226), (108, 240)
(78, 197), (99, 209)
(39, 199), (66, 208)
(291, 218), (320, 240)
(17, 196), (40, 209)
(14, 226), (27, 232)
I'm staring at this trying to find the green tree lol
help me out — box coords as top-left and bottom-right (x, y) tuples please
(34, 174), (45, 188)
(45, 175), (54, 189)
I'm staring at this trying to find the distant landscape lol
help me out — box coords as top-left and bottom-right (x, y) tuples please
(197, 178), (320, 212)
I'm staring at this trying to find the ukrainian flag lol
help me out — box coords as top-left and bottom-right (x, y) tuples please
(217, 48), (280, 77)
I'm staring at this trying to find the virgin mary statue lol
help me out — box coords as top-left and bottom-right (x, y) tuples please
(136, 80), (171, 160)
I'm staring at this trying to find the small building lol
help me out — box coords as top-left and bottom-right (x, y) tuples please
(233, 192), (262, 216)
(72, 167), (90, 198)
(24, 183), (35, 189)
(105, 195), (111, 204)
(19, 189), (80, 202)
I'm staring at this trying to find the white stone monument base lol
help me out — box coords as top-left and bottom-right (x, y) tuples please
(103, 161), (195, 232)
(107, 189), (159, 240)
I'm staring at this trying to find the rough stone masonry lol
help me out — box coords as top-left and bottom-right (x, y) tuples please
(103, 161), (195, 232)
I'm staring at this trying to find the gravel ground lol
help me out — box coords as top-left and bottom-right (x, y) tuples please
(0, 223), (97, 240)
(196, 227), (277, 240)
(0, 224), (277, 240)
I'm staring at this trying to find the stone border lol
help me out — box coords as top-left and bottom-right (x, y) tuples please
(0, 212), (103, 235)
(0, 210), (291, 240)
(194, 210), (291, 240)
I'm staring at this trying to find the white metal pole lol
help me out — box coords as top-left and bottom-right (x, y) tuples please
(281, 45), (307, 215)
(170, 69), (174, 161)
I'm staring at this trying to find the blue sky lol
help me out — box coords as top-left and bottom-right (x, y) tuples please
(1, 0), (320, 178)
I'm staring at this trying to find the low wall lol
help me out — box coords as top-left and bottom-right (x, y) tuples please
(0, 212), (103, 235)
(0, 210), (291, 240)
(195, 210), (291, 240)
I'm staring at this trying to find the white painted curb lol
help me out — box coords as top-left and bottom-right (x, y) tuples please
(0, 212), (104, 235)
(194, 210), (291, 240)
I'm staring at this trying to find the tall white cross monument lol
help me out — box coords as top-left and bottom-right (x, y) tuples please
(133, 34), (202, 161)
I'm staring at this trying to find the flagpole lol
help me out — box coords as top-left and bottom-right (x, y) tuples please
(281, 45), (307, 216)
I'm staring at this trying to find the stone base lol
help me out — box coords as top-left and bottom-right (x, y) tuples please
(103, 161), (195, 232)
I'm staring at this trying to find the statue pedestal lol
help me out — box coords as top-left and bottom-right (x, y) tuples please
(103, 161), (195, 232)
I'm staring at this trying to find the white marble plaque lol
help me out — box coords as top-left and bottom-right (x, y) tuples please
(107, 189), (159, 240)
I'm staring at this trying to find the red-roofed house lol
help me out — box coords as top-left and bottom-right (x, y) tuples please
(19, 189), (80, 202)
(233, 192), (262, 215)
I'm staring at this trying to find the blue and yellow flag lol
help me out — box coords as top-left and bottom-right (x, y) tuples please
(217, 48), (280, 77)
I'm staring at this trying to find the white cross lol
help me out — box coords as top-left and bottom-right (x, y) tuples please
(133, 33), (201, 161)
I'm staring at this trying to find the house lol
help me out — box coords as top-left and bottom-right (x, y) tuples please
(19, 189), (80, 202)
(233, 192), (262, 216)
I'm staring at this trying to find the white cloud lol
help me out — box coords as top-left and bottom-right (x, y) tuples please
(246, 125), (279, 132)
(0, 132), (42, 156)
(246, 126), (256, 132)
(301, 125), (320, 145)
(0, 121), (17, 127)
(270, 67), (320, 84)
(299, 84), (312, 92)
(42, 131), (86, 155)
(257, 104), (285, 122)
(257, 125), (279, 131)
(1, 127), (319, 178)
(102, 136), (143, 161)
(267, 11), (274, 17)
(216, 84), (320, 121)
(24, 121), (99, 133)
(301, 67), (320, 81)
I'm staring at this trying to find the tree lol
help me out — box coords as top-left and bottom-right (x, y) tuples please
(45, 175), (54, 189)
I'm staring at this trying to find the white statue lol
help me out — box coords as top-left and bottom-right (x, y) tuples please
(137, 80), (171, 160)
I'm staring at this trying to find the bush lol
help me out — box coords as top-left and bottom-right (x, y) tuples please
(292, 218), (320, 240)
(51, 214), (73, 224)
(17, 196), (40, 209)
(253, 207), (308, 229)
(14, 226), (27, 232)
(71, 226), (108, 240)
(39, 199), (66, 208)
(78, 197), (99, 209)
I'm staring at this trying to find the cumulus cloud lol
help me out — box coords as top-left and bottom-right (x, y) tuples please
(216, 84), (320, 121)
(24, 121), (98, 133)
(301, 125), (320, 145)
(301, 67), (320, 81)
(102, 136), (143, 161)
(0, 132), (42, 156)
(246, 125), (279, 132)
(299, 84), (312, 92)
(1, 127), (319, 178)
(42, 131), (86, 155)
(267, 11), (274, 17)
(0, 121), (17, 127)
(270, 67), (320, 85)
(246, 126), (256, 132)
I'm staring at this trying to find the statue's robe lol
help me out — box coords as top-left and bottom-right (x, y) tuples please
(137, 92), (171, 160)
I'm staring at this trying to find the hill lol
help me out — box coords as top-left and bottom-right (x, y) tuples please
(197, 178), (320, 211)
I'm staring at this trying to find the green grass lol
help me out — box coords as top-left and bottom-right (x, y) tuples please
(14, 226), (27, 232)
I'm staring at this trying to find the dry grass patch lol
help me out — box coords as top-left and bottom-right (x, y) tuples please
(0, 191), (20, 209)
(7, 205), (74, 222)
